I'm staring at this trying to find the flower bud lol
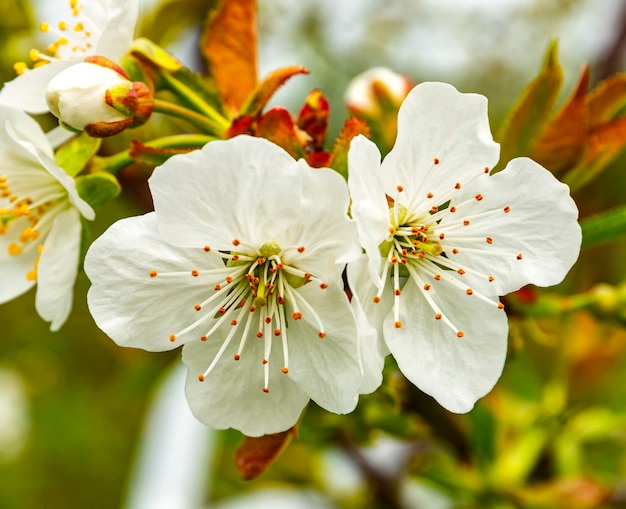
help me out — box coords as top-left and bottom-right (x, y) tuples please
(344, 67), (412, 117)
(46, 57), (154, 138)
(344, 67), (413, 153)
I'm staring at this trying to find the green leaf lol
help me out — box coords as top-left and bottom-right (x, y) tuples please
(54, 134), (102, 177)
(75, 173), (121, 209)
(581, 205), (626, 248)
(496, 40), (563, 170)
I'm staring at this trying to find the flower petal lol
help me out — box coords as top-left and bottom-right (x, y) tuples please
(151, 136), (359, 281)
(347, 135), (390, 287)
(381, 82), (500, 203)
(182, 337), (310, 437)
(437, 157), (581, 295)
(285, 283), (363, 413)
(0, 217), (38, 304)
(150, 136), (305, 251)
(0, 61), (74, 114)
(85, 213), (226, 351)
(347, 255), (393, 350)
(350, 287), (385, 395)
(35, 207), (81, 331)
(3, 108), (94, 220)
(96, 0), (139, 60)
(384, 275), (508, 413)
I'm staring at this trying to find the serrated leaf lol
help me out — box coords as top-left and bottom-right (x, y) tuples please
(75, 173), (121, 209)
(496, 41), (563, 169)
(234, 428), (295, 480)
(329, 118), (370, 178)
(588, 73), (626, 126)
(529, 65), (589, 174)
(54, 134), (102, 177)
(580, 205), (626, 248)
(239, 66), (309, 117)
(257, 107), (306, 160)
(201, 0), (257, 112)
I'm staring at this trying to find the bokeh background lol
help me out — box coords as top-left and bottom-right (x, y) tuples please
(2, 0), (626, 507)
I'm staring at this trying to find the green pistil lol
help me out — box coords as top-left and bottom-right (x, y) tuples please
(259, 238), (281, 258)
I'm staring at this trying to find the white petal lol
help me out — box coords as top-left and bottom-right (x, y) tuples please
(3, 112), (94, 220)
(384, 276), (508, 413)
(150, 136), (303, 251)
(85, 213), (225, 351)
(347, 135), (390, 287)
(35, 207), (82, 331)
(96, 0), (139, 60)
(0, 61), (74, 114)
(182, 337), (309, 437)
(350, 288), (385, 395)
(0, 217), (38, 304)
(437, 157), (581, 295)
(347, 255), (392, 352)
(286, 283), (362, 414)
(381, 82), (500, 201)
(151, 136), (360, 281)
(1, 105), (54, 159)
(280, 159), (361, 276)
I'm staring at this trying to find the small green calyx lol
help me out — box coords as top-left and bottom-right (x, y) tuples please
(106, 82), (136, 116)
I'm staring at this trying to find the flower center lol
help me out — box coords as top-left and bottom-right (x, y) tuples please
(14, 0), (97, 75)
(0, 175), (58, 281)
(373, 176), (508, 338)
(153, 238), (329, 393)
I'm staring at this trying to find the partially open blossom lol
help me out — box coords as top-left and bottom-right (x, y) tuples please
(46, 58), (153, 137)
(348, 82), (581, 413)
(0, 0), (139, 114)
(344, 67), (412, 117)
(0, 105), (94, 330)
(85, 135), (376, 436)
(345, 67), (412, 152)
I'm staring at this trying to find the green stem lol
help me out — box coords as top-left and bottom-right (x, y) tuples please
(153, 99), (225, 134)
(92, 134), (214, 174)
(161, 73), (230, 133)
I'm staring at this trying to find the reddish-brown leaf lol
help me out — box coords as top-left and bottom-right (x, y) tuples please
(227, 115), (256, 138)
(588, 73), (626, 126)
(202, 0), (258, 113)
(234, 428), (295, 480)
(297, 88), (330, 152)
(257, 107), (306, 159)
(529, 65), (589, 174)
(239, 66), (309, 117)
(129, 140), (196, 165)
(329, 118), (371, 178)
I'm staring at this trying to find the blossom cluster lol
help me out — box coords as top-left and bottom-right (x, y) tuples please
(0, 0), (581, 437)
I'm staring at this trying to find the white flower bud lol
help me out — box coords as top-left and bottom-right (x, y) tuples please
(46, 62), (130, 132)
(344, 67), (412, 115)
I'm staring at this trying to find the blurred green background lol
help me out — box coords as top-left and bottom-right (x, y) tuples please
(2, 0), (626, 508)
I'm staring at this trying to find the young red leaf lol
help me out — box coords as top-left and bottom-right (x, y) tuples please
(202, 0), (258, 112)
(529, 65), (589, 174)
(234, 428), (295, 480)
(239, 66), (310, 118)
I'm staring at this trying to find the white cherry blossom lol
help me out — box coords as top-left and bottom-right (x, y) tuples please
(0, 0), (139, 114)
(347, 82), (581, 413)
(85, 135), (375, 436)
(0, 105), (95, 330)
